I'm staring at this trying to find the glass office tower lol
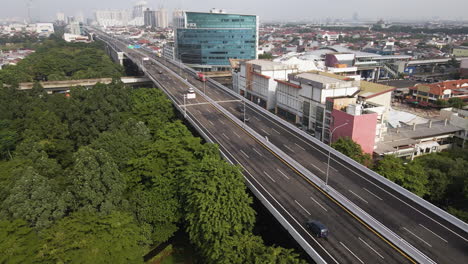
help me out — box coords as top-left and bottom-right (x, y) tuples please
(174, 10), (259, 71)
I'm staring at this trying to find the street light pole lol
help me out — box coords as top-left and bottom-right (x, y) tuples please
(243, 99), (246, 126)
(325, 122), (349, 189)
(183, 94), (187, 118)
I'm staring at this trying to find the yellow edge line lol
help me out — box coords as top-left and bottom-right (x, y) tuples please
(204, 102), (417, 264)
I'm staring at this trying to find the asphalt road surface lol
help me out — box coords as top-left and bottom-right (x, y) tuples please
(96, 32), (467, 264)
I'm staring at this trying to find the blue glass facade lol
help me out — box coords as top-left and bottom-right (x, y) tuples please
(176, 12), (258, 68)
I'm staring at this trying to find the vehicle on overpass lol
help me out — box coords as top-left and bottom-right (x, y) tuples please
(196, 72), (207, 82)
(307, 220), (329, 238)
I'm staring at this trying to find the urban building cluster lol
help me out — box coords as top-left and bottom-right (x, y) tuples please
(94, 7), (467, 159)
(0, 23), (55, 38)
(232, 58), (467, 159)
(94, 1), (168, 28)
(4, 3), (465, 160)
(0, 49), (34, 70)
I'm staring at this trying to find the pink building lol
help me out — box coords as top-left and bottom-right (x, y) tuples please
(331, 108), (378, 154)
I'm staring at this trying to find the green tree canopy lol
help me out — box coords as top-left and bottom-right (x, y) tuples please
(68, 147), (125, 214)
(182, 156), (256, 263)
(332, 137), (373, 167)
(131, 88), (175, 133)
(375, 155), (429, 197)
(0, 219), (40, 264)
(37, 211), (148, 264)
(1, 167), (67, 229)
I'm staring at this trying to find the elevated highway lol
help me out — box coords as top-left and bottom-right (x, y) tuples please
(94, 30), (468, 264)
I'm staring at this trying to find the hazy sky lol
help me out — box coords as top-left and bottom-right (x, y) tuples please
(1, 0), (467, 22)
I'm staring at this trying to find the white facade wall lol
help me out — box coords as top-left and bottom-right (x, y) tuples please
(35, 23), (54, 36)
(276, 82), (302, 117)
(239, 61), (298, 110)
(156, 8), (169, 28)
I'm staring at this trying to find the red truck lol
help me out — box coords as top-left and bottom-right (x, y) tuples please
(196, 72), (207, 82)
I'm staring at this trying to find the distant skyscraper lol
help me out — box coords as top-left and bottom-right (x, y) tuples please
(26, 0), (40, 23)
(353, 12), (359, 21)
(144, 8), (157, 28)
(132, 1), (147, 19)
(129, 1), (147, 26)
(172, 9), (185, 28)
(56, 12), (65, 22)
(156, 8), (168, 28)
(94, 10), (130, 27)
(76, 12), (85, 23)
(69, 21), (83, 35)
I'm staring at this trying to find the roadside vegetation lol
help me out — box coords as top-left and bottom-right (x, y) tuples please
(0, 81), (305, 263)
(333, 137), (468, 222)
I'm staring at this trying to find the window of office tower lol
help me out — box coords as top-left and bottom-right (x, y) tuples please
(177, 12), (258, 66)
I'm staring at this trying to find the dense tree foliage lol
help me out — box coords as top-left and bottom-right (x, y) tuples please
(375, 155), (429, 197)
(37, 211), (149, 264)
(332, 137), (467, 221)
(0, 38), (123, 85)
(0, 76), (305, 262)
(374, 149), (468, 221)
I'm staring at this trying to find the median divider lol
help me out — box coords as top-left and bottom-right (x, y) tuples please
(99, 35), (437, 264)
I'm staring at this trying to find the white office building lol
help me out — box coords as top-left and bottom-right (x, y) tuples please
(233, 59), (299, 110)
(69, 21), (83, 35)
(36, 23), (55, 37)
(156, 8), (169, 28)
(56, 12), (65, 22)
(94, 10), (130, 27)
(275, 72), (360, 138)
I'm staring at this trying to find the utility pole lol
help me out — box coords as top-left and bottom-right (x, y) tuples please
(325, 122), (348, 189)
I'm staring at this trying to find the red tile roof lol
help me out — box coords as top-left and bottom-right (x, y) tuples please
(410, 79), (468, 96)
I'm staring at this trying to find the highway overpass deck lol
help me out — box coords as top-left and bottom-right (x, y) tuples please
(95, 31), (468, 264)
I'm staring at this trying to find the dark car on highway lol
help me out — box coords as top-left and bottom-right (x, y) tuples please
(306, 220), (329, 238)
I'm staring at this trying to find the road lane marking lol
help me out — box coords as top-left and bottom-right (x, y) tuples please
(340, 242), (364, 264)
(220, 120), (225, 125)
(254, 116), (260, 121)
(231, 100), (467, 244)
(229, 107), (235, 112)
(294, 200), (311, 215)
(331, 166), (338, 172)
(276, 169), (290, 180)
(222, 133), (230, 140)
(240, 150), (250, 158)
(138, 49), (418, 263)
(310, 163), (325, 174)
(349, 190), (369, 204)
(253, 148), (263, 157)
(263, 171), (276, 183)
(419, 224), (448, 243)
(363, 188), (383, 201)
(272, 128), (281, 134)
(310, 197), (328, 212)
(233, 131), (241, 138)
(208, 120), (214, 126)
(358, 237), (384, 259)
(196, 109), (202, 115)
(261, 129), (270, 136)
(283, 144), (295, 153)
(295, 143), (306, 151)
(403, 227), (432, 247)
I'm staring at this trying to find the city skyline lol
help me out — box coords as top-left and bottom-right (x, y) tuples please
(0, 0), (467, 23)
